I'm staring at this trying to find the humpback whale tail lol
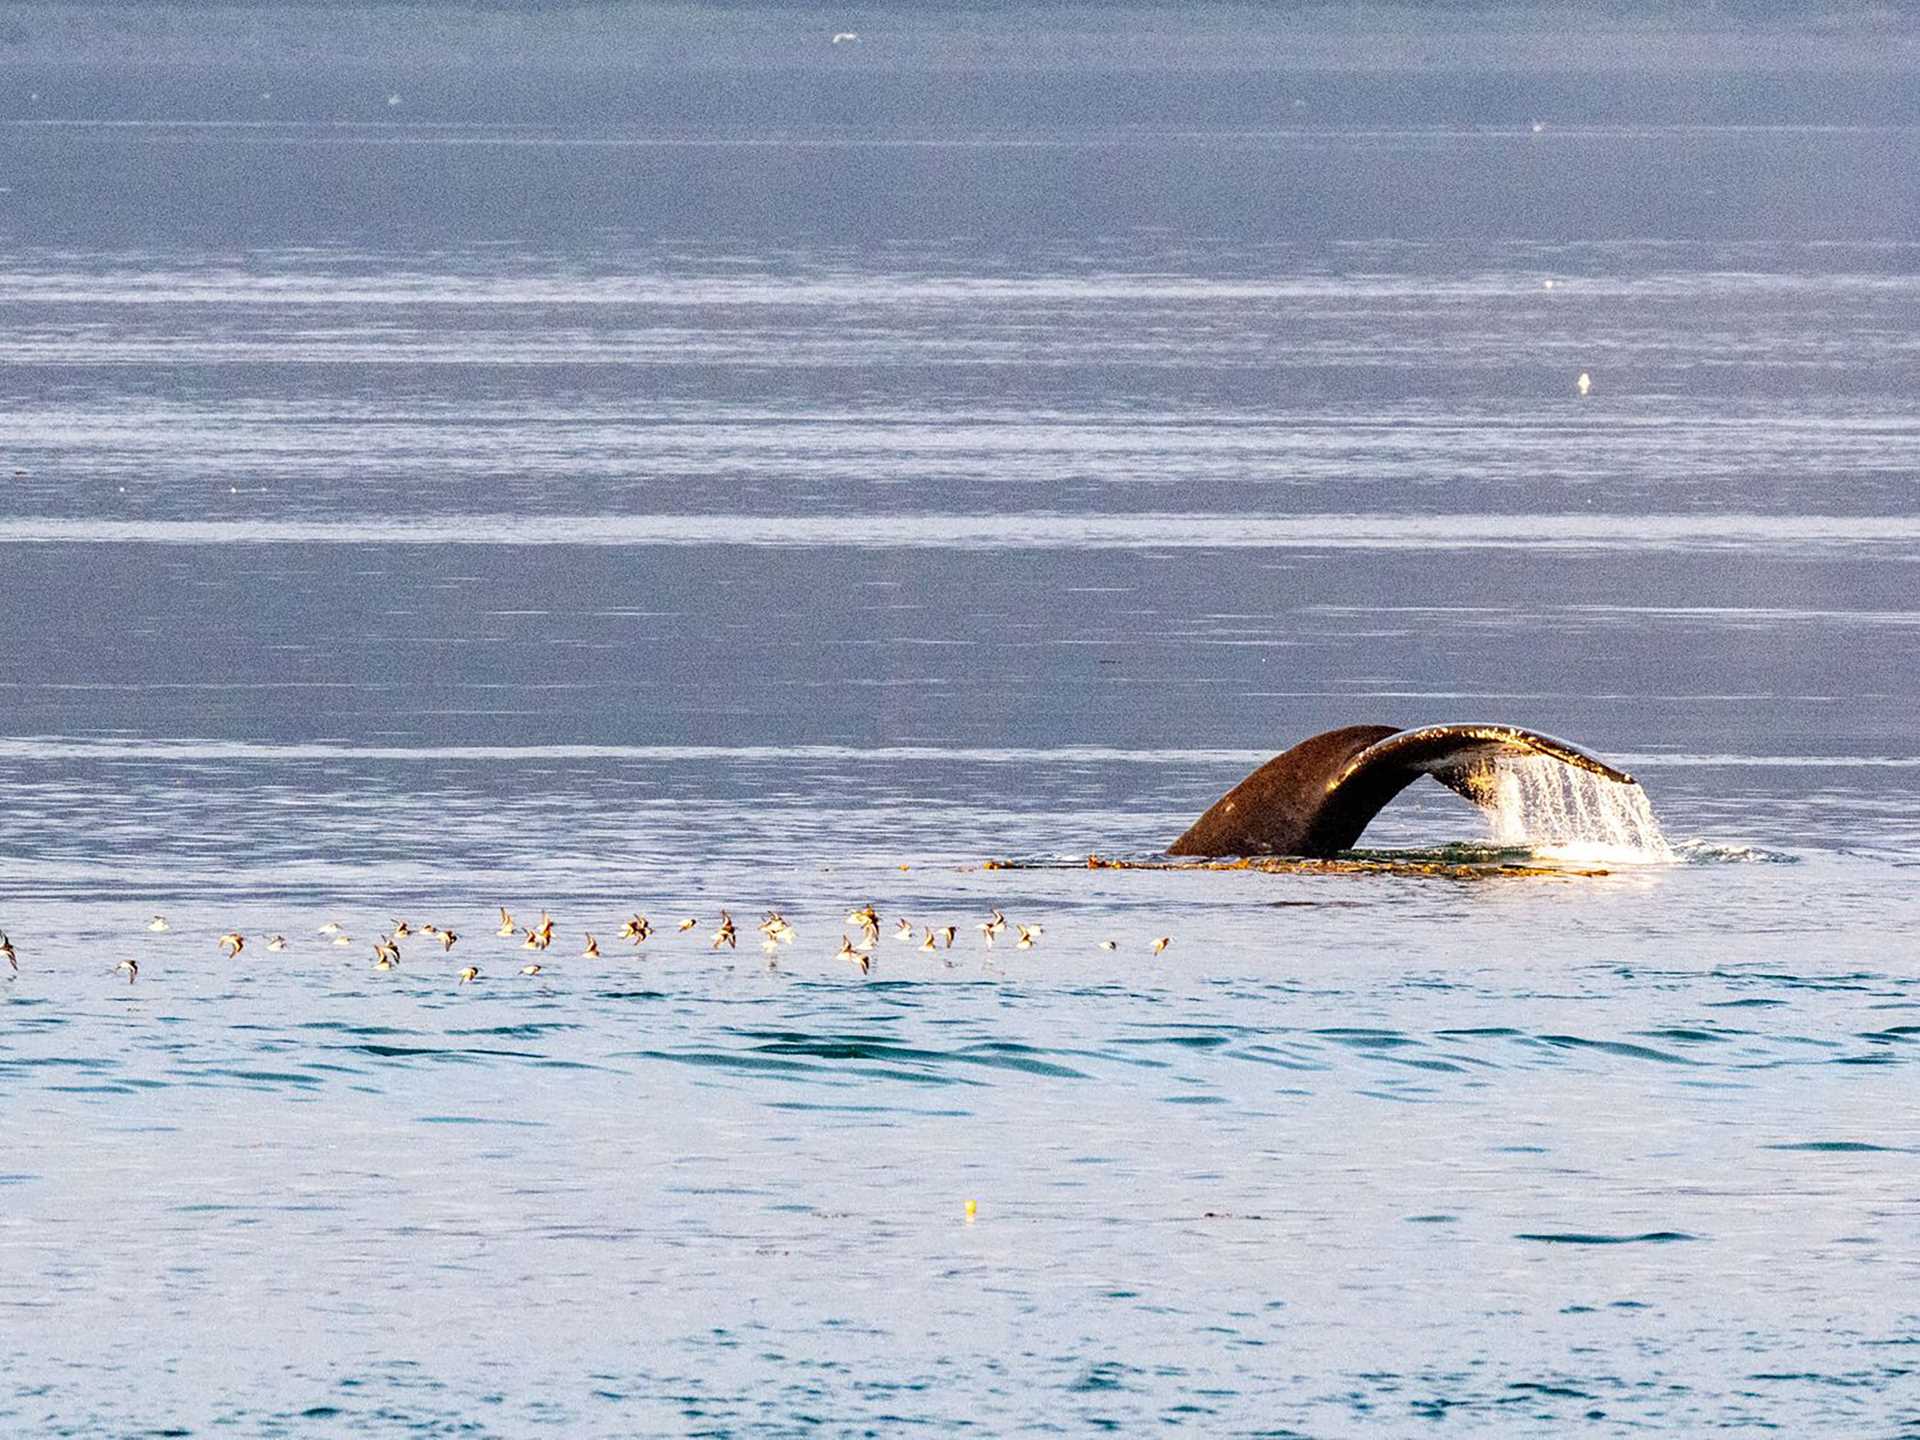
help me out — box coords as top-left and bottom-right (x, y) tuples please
(1168, 724), (1639, 859)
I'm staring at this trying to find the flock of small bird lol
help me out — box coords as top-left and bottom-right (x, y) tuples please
(0, 909), (1173, 987)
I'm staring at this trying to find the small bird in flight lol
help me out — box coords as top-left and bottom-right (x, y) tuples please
(218, 932), (244, 958)
(115, 958), (138, 984)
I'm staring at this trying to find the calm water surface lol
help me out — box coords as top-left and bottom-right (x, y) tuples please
(2, 101), (1919, 1436)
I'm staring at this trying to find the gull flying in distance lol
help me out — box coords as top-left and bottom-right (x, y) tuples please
(1577, 371), (1592, 397)
(520, 962), (542, 976)
(390, 919), (413, 939)
(332, 933), (355, 947)
(676, 917), (698, 933)
(496, 907), (517, 937)
(438, 929), (459, 953)
(1151, 936), (1171, 956)
(318, 920), (344, 935)
(457, 966), (480, 985)
(373, 934), (401, 968)
(894, 918), (915, 943)
(620, 914), (653, 944)
(265, 935), (288, 953)
(218, 932), (245, 958)
(937, 925), (957, 950)
(831, 31), (859, 44)
(711, 911), (737, 950)
(1, 932), (16, 972)
(919, 927), (938, 953)
(582, 933), (601, 959)
(1015, 924), (1043, 951)
(1098, 939), (1118, 951)
(147, 916), (170, 933)
(116, 958), (138, 984)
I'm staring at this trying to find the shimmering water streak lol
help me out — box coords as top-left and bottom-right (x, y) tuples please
(3, 512), (1920, 551)
(1473, 756), (1675, 861)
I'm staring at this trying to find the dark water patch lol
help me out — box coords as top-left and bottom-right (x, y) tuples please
(595, 990), (670, 1001)
(297, 1021), (421, 1036)
(1537, 1035), (1697, 1066)
(190, 1067), (323, 1087)
(1435, 1027), (1525, 1038)
(1834, 1053), (1898, 1066)
(765, 1101), (971, 1116)
(344, 1042), (543, 1060)
(1705, 997), (1788, 1008)
(1312, 1029), (1419, 1050)
(635, 1048), (975, 1087)
(1163, 1094), (1227, 1105)
(1405, 1214), (1456, 1224)
(0, 1055), (121, 1071)
(1506, 1381), (1596, 1400)
(1069, 1361), (1142, 1393)
(1110, 1033), (1235, 1050)
(1356, 1088), (1438, 1104)
(1638, 1028), (1743, 1043)
(748, 1033), (1087, 1079)
(415, 1114), (548, 1127)
(1516, 1231), (1698, 1245)
(1716, 971), (1879, 993)
(448, 1023), (583, 1038)
(1764, 1141), (1905, 1153)
(1496, 1145), (1549, 1154)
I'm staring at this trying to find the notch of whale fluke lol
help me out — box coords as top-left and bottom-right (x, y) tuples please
(1167, 724), (1636, 859)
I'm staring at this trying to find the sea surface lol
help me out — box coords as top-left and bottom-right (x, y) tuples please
(2, 69), (1919, 1437)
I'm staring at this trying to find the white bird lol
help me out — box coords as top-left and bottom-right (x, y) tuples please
(831, 31), (859, 44)
(1577, 371), (1592, 397)
(147, 916), (170, 933)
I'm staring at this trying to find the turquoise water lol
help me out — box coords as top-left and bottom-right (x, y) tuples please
(3, 106), (1920, 1435)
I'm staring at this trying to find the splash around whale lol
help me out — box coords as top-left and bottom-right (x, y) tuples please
(1169, 723), (1654, 859)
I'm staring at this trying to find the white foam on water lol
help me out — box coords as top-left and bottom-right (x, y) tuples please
(1462, 756), (1676, 864)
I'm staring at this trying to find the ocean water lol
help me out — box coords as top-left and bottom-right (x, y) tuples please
(3, 80), (1920, 1437)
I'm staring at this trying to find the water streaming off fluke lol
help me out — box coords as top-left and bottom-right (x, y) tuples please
(1468, 756), (1674, 863)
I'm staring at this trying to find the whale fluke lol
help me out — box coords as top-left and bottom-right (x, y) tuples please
(1168, 724), (1636, 859)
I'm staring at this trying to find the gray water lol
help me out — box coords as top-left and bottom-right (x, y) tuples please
(3, 59), (1920, 1438)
